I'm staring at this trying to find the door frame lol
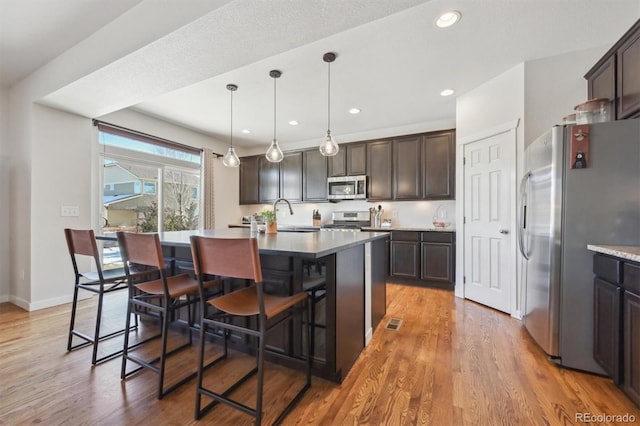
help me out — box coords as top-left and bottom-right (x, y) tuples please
(455, 119), (521, 317)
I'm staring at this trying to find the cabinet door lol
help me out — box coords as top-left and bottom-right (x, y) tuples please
(303, 149), (328, 201)
(587, 56), (616, 118)
(423, 130), (455, 199)
(393, 135), (422, 200)
(259, 156), (280, 203)
(327, 149), (346, 177)
(623, 290), (640, 405)
(239, 155), (260, 204)
(367, 140), (393, 200)
(421, 242), (452, 282)
(617, 26), (640, 119)
(347, 143), (367, 176)
(593, 277), (622, 382)
(390, 241), (419, 278)
(280, 152), (302, 202)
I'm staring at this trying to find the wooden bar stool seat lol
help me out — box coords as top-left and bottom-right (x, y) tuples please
(190, 236), (311, 425)
(117, 231), (223, 399)
(64, 228), (133, 365)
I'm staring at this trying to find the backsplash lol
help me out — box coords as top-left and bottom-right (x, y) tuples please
(238, 200), (456, 229)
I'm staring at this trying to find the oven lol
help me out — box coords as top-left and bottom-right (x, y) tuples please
(327, 175), (367, 200)
(321, 211), (371, 232)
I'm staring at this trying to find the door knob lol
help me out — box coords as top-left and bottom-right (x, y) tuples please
(499, 229), (509, 234)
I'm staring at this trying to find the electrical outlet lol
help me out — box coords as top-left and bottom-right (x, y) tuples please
(392, 211), (399, 219)
(61, 206), (79, 217)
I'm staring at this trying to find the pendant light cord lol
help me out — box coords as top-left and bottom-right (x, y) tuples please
(230, 89), (234, 148)
(273, 75), (277, 141)
(327, 61), (331, 132)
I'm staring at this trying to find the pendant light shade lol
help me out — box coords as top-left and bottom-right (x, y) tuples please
(222, 84), (240, 167)
(319, 52), (339, 157)
(266, 70), (284, 163)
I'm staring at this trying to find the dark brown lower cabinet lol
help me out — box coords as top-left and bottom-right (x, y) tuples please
(593, 253), (640, 407)
(624, 290), (640, 405)
(593, 277), (622, 383)
(390, 241), (420, 278)
(390, 231), (454, 287)
(421, 242), (452, 282)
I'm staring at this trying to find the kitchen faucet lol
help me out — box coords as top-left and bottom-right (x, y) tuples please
(273, 198), (294, 219)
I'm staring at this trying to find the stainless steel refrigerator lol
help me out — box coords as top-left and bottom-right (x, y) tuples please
(519, 118), (640, 374)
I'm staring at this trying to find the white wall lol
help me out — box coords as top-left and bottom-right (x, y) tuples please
(29, 105), (93, 309)
(0, 85), (9, 302)
(523, 46), (605, 146)
(453, 46), (608, 314)
(454, 64), (525, 307)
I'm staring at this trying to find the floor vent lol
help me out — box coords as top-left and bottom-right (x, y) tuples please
(385, 318), (403, 331)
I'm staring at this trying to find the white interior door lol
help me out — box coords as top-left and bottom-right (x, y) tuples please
(463, 131), (515, 313)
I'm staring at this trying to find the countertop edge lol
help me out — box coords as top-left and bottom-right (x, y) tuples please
(587, 244), (640, 263)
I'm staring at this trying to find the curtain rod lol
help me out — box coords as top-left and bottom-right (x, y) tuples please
(92, 119), (224, 158)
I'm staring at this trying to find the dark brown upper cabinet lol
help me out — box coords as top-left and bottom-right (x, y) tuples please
(258, 156), (280, 203)
(367, 140), (393, 200)
(280, 152), (303, 202)
(239, 155), (260, 204)
(393, 135), (422, 200)
(302, 149), (328, 202)
(617, 24), (640, 119)
(586, 19), (640, 120)
(328, 143), (367, 177)
(587, 56), (616, 114)
(422, 130), (455, 200)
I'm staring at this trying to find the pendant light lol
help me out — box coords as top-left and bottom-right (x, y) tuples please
(222, 84), (240, 167)
(319, 52), (339, 156)
(265, 70), (284, 163)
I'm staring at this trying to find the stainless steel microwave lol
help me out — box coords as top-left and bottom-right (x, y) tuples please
(327, 175), (367, 200)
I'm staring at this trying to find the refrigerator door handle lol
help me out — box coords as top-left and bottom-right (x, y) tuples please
(518, 172), (531, 260)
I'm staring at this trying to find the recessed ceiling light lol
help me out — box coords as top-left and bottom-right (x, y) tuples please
(440, 88), (455, 97)
(289, 120), (299, 126)
(348, 108), (361, 114)
(241, 129), (251, 134)
(436, 10), (461, 28)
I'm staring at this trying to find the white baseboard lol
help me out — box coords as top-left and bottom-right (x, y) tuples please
(365, 327), (373, 346)
(9, 294), (73, 312)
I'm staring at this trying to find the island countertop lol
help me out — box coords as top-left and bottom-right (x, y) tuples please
(587, 244), (640, 263)
(105, 228), (389, 259)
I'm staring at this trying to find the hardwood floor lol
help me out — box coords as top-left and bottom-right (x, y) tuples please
(1, 284), (638, 425)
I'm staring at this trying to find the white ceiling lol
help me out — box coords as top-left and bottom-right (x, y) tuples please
(2, 0), (639, 150)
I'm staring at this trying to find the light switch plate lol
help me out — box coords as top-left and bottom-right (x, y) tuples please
(61, 206), (79, 217)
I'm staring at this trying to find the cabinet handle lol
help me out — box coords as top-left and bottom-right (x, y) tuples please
(499, 229), (509, 234)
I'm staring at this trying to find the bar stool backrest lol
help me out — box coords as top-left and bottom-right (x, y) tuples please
(64, 228), (104, 281)
(190, 236), (262, 283)
(117, 232), (166, 270)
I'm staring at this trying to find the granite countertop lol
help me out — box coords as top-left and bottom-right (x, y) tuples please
(361, 226), (456, 232)
(587, 245), (640, 263)
(229, 224), (455, 232)
(152, 228), (389, 259)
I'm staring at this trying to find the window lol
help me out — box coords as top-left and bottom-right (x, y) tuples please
(143, 182), (157, 194)
(96, 121), (202, 268)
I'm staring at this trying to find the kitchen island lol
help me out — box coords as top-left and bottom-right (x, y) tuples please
(106, 228), (389, 383)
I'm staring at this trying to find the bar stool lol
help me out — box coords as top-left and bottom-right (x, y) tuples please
(116, 231), (222, 399)
(190, 235), (311, 425)
(64, 228), (132, 365)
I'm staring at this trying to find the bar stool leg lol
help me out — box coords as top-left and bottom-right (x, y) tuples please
(91, 288), (105, 364)
(158, 302), (170, 399)
(121, 294), (134, 380)
(67, 282), (80, 351)
(256, 323), (265, 425)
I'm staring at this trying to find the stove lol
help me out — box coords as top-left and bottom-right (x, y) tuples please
(321, 211), (371, 232)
